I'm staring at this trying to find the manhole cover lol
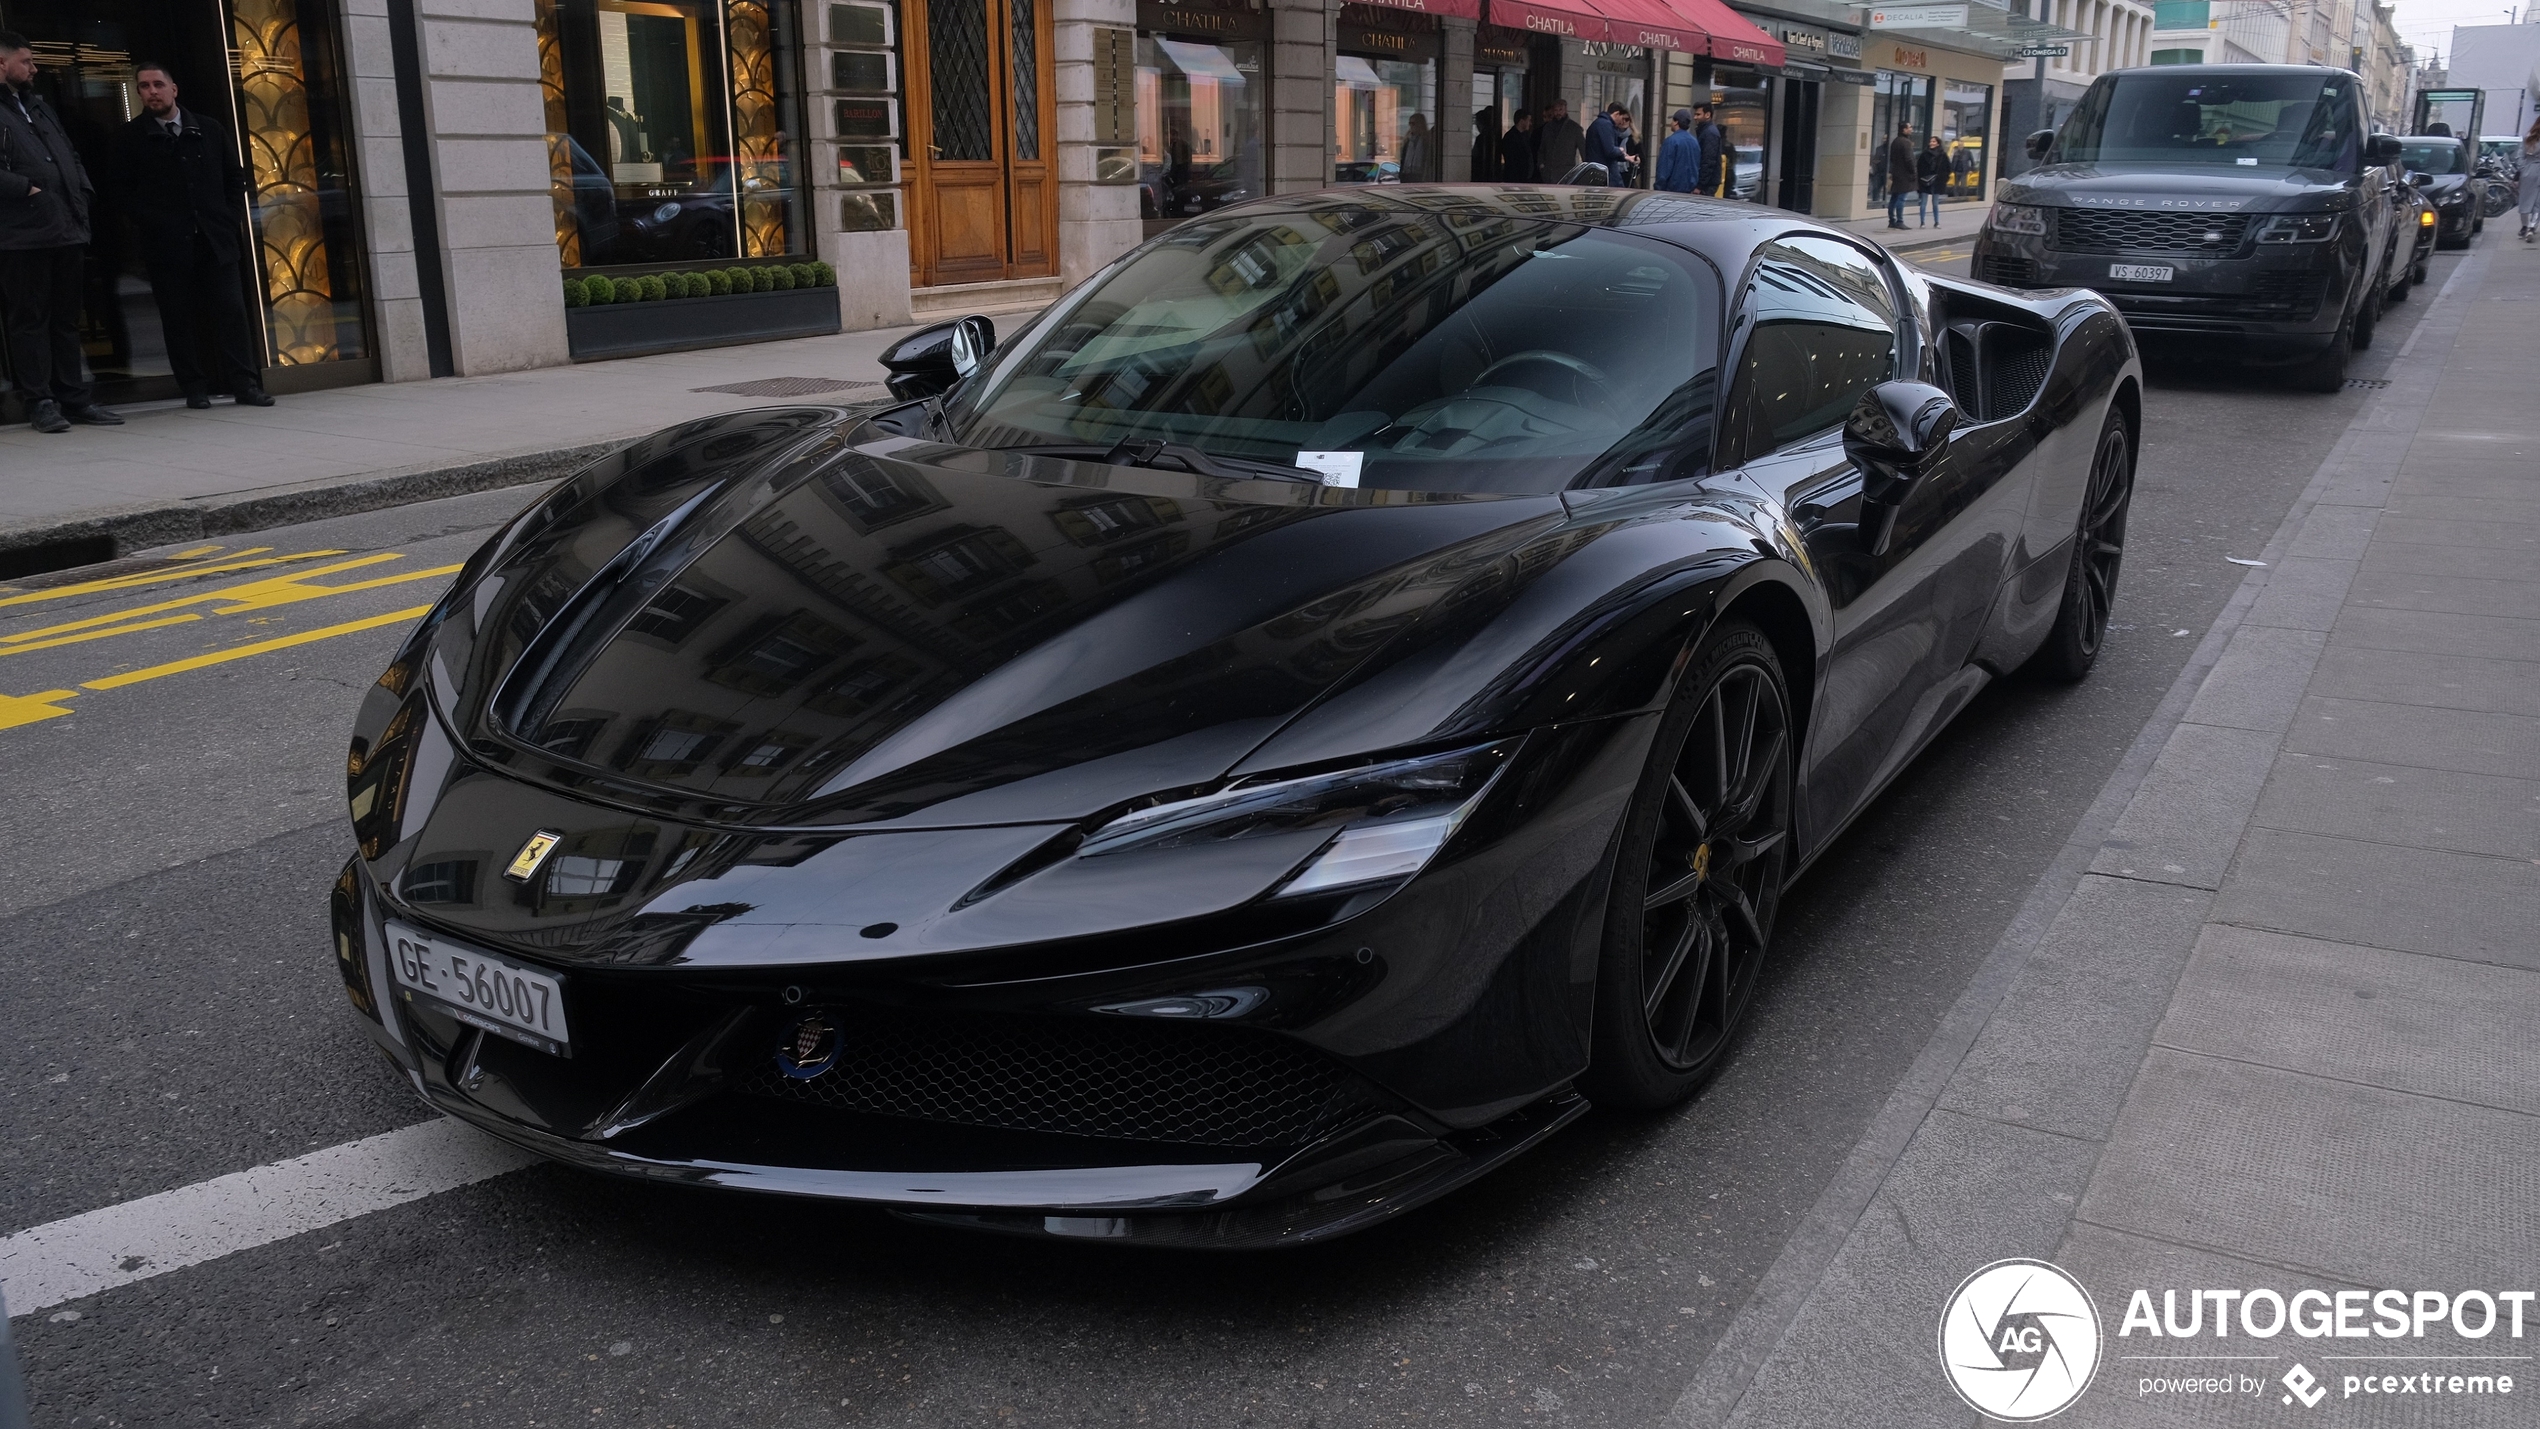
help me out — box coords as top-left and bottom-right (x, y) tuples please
(2342, 378), (2390, 389)
(692, 376), (886, 397)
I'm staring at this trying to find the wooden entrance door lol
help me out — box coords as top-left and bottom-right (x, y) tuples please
(906, 0), (1057, 287)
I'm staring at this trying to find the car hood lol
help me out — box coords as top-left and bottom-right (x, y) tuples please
(2003, 164), (2358, 212)
(423, 411), (1568, 831)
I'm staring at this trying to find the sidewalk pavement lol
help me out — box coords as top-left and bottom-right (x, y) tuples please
(1674, 227), (2539, 1425)
(1829, 193), (1992, 258)
(0, 322), (919, 565)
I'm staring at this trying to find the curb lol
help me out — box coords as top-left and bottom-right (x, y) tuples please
(0, 441), (623, 572)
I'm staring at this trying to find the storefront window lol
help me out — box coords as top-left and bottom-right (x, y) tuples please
(1941, 79), (1991, 200)
(1710, 71), (1771, 200)
(1335, 56), (1437, 183)
(1867, 71), (1932, 205)
(533, 0), (809, 270)
(1135, 35), (1262, 234)
(1, 0), (373, 406)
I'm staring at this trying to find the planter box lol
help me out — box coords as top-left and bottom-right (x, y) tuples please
(566, 285), (841, 361)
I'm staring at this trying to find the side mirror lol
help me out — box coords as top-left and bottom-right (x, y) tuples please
(1842, 381), (1959, 557)
(1558, 161), (1612, 187)
(878, 314), (997, 400)
(2408, 171), (2433, 188)
(2025, 129), (2056, 162)
(2368, 133), (2404, 164)
(950, 314), (996, 378)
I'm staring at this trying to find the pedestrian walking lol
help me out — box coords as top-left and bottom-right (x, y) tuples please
(2520, 116), (2540, 242)
(1916, 134), (1947, 226)
(117, 61), (273, 410)
(0, 31), (122, 433)
(1884, 122), (1917, 229)
(1535, 100), (1583, 180)
(1693, 103), (1727, 197)
(1501, 109), (1538, 183)
(1656, 108), (1701, 193)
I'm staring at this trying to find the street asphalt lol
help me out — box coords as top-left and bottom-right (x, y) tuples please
(0, 248), (2474, 1427)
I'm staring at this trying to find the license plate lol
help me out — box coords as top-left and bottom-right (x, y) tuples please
(2108, 263), (2175, 282)
(385, 920), (571, 1056)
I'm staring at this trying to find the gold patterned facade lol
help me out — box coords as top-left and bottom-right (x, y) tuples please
(725, 0), (788, 258)
(534, 0), (585, 267)
(231, 0), (341, 365)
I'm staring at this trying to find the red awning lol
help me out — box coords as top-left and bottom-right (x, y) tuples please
(1486, 0), (1610, 42)
(1590, 0), (1704, 52)
(1347, 0), (1484, 20)
(1666, 0), (1784, 65)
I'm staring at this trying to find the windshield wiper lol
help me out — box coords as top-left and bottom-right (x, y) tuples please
(1005, 439), (1323, 484)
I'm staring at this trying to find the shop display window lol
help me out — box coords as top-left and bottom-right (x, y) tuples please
(1135, 34), (1263, 232)
(1335, 55), (1438, 184)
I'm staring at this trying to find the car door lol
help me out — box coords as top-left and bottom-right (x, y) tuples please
(1715, 233), (1981, 848)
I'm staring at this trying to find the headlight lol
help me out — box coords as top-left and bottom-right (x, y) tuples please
(1077, 739), (1520, 897)
(651, 202), (681, 224)
(1986, 201), (2048, 236)
(2256, 213), (2340, 243)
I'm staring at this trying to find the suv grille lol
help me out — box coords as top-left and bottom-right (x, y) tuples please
(2054, 210), (2251, 254)
(738, 1006), (1382, 1148)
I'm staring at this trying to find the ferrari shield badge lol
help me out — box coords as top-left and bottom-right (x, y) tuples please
(503, 829), (564, 883)
(776, 1013), (842, 1079)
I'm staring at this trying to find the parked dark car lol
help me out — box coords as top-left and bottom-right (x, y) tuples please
(2398, 135), (2481, 248)
(1139, 158), (1255, 223)
(1973, 65), (2408, 391)
(331, 188), (2141, 1247)
(614, 161), (756, 262)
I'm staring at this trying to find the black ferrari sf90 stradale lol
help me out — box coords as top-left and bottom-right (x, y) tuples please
(333, 187), (2140, 1246)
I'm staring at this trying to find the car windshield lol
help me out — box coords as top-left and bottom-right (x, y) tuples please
(2398, 140), (2467, 174)
(942, 198), (1722, 494)
(2057, 72), (2360, 171)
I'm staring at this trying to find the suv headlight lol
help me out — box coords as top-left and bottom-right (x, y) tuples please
(1077, 739), (1520, 898)
(1987, 201), (2048, 236)
(2256, 213), (2341, 243)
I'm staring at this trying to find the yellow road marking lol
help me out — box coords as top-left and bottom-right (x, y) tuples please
(0, 548), (345, 609)
(0, 689), (79, 730)
(0, 614), (204, 657)
(3, 554), (455, 645)
(80, 605), (433, 691)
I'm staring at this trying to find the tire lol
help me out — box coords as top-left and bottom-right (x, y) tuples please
(2024, 413), (2134, 683)
(2293, 315), (2354, 392)
(2389, 258), (2414, 302)
(2351, 273), (2379, 350)
(1583, 620), (1794, 1111)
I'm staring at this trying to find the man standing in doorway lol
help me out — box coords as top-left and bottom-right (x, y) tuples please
(1535, 99), (1583, 180)
(1693, 102), (1727, 197)
(0, 32), (121, 433)
(1885, 122), (1917, 229)
(118, 62), (273, 410)
(1500, 109), (1539, 182)
(1656, 108), (1700, 192)
(1584, 103), (1628, 185)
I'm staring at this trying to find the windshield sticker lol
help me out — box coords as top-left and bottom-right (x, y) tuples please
(1294, 451), (1364, 488)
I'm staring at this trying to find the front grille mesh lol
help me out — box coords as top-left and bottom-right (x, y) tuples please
(2054, 210), (2251, 254)
(737, 1006), (1380, 1148)
(1977, 252), (2039, 286)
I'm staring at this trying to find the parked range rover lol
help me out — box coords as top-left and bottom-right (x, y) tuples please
(1973, 65), (2409, 391)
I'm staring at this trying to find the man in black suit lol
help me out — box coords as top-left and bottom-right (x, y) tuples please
(0, 31), (122, 432)
(117, 60), (271, 409)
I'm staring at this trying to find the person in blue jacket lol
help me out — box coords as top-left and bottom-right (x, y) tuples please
(1656, 109), (1701, 193)
(1583, 103), (1630, 185)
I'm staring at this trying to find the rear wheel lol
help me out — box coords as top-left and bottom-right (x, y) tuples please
(2389, 256), (2414, 301)
(2025, 413), (2133, 683)
(2293, 314), (2355, 392)
(2351, 273), (2380, 350)
(1584, 621), (1793, 1111)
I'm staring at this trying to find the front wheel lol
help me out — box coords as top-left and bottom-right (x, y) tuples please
(2024, 413), (2133, 682)
(1584, 621), (1794, 1111)
(2293, 315), (2355, 392)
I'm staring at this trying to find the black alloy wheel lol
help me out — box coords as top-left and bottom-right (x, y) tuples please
(1586, 620), (1793, 1109)
(2027, 412), (2133, 682)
